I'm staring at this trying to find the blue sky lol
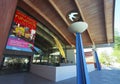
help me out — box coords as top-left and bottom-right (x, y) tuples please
(115, 0), (120, 32)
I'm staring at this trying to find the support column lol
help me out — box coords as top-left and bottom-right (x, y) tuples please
(0, 0), (18, 65)
(69, 22), (90, 84)
(76, 33), (90, 84)
(93, 49), (101, 71)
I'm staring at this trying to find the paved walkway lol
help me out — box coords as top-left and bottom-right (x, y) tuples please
(89, 68), (120, 84)
(0, 67), (120, 84)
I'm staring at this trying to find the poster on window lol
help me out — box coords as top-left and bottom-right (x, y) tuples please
(6, 10), (37, 52)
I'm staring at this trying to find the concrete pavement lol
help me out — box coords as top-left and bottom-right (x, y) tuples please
(0, 67), (120, 84)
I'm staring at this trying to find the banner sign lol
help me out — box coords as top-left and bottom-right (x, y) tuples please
(6, 10), (37, 52)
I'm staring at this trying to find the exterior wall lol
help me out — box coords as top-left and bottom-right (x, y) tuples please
(87, 64), (95, 72)
(30, 64), (76, 82)
(66, 49), (96, 70)
(0, 0), (18, 64)
(30, 64), (95, 82)
(66, 49), (76, 64)
(66, 49), (95, 64)
(56, 65), (76, 82)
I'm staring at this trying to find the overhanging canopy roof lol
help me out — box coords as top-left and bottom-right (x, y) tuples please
(17, 0), (115, 50)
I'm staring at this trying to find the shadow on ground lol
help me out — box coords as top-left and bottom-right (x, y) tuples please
(0, 67), (120, 84)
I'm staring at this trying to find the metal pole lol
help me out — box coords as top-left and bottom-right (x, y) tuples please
(76, 33), (90, 84)
(94, 50), (101, 71)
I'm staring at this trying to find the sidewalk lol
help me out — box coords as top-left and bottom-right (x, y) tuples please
(0, 67), (120, 84)
(90, 68), (120, 84)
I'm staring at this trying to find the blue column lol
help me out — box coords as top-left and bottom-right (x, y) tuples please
(76, 33), (90, 84)
(94, 50), (101, 71)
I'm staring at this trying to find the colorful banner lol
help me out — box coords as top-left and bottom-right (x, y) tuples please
(14, 10), (36, 30)
(53, 36), (65, 58)
(6, 10), (37, 52)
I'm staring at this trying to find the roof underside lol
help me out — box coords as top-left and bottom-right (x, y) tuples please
(17, 0), (115, 51)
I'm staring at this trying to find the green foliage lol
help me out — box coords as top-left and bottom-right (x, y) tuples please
(99, 31), (120, 65)
(99, 56), (106, 64)
(112, 36), (120, 63)
(114, 36), (120, 50)
(99, 52), (111, 65)
(112, 49), (120, 63)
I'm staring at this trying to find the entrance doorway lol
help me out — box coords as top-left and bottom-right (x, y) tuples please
(0, 56), (30, 74)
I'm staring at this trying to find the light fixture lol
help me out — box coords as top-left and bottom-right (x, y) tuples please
(69, 21), (88, 33)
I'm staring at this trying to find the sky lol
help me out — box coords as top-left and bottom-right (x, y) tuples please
(115, 0), (120, 35)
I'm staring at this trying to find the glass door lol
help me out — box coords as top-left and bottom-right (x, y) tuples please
(1, 56), (30, 74)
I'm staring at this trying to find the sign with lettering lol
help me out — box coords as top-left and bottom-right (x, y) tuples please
(6, 10), (37, 52)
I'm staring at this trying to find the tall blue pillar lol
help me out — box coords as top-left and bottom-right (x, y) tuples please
(93, 49), (101, 71)
(76, 33), (90, 84)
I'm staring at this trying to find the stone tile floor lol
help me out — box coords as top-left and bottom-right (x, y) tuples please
(0, 67), (120, 84)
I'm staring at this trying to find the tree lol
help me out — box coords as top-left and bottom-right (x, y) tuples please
(112, 34), (120, 63)
(99, 51), (112, 65)
(114, 36), (120, 49)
